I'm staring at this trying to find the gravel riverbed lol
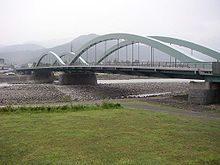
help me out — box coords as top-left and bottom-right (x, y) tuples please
(0, 81), (189, 105)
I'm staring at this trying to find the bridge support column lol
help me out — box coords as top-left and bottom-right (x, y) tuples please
(30, 71), (54, 83)
(59, 72), (97, 85)
(188, 81), (220, 105)
(212, 62), (220, 75)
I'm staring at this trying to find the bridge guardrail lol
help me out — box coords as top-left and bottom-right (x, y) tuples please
(31, 61), (213, 71)
(95, 62), (213, 70)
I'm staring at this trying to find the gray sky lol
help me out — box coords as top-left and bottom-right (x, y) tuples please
(0, 0), (220, 50)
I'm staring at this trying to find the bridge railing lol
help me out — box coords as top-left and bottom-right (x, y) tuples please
(95, 61), (212, 69)
(33, 60), (212, 70)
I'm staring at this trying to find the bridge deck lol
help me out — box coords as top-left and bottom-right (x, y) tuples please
(16, 65), (220, 82)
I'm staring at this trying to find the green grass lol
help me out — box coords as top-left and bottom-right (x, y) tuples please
(123, 100), (220, 113)
(123, 100), (180, 111)
(0, 103), (219, 165)
(0, 102), (122, 113)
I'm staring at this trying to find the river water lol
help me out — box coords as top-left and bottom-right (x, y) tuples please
(0, 83), (11, 87)
(97, 78), (204, 84)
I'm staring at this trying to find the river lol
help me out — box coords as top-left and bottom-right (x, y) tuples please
(97, 78), (204, 84)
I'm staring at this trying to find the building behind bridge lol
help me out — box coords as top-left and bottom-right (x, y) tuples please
(0, 58), (15, 74)
(0, 58), (4, 65)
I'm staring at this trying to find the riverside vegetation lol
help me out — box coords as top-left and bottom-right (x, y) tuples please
(0, 102), (219, 165)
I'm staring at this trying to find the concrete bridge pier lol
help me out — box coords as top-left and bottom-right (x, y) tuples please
(24, 70), (32, 75)
(188, 81), (220, 104)
(30, 71), (54, 83)
(59, 72), (97, 85)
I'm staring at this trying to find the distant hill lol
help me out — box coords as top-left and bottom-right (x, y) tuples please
(0, 44), (45, 53)
(0, 44), (46, 65)
(50, 34), (99, 54)
(0, 34), (99, 65)
(0, 33), (173, 65)
(0, 49), (47, 65)
(1, 33), (212, 65)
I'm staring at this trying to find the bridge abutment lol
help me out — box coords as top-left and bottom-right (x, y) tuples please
(59, 72), (97, 85)
(30, 71), (54, 83)
(188, 81), (220, 105)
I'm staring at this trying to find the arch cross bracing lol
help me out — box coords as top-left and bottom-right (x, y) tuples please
(37, 51), (89, 67)
(52, 54), (68, 66)
(60, 52), (89, 66)
(69, 52), (89, 65)
(148, 36), (220, 60)
(70, 33), (203, 65)
(36, 51), (66, 67)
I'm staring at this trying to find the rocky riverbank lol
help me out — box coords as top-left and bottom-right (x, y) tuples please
(0, 84), (69, 105)
(0, 81), (189, 106)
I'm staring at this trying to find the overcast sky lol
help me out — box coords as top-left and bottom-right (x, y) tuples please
(0, 0), (220, 50)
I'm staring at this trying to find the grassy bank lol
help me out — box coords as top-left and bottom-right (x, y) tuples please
(0, 102), (121, 113)
(0, 103), (219, 164)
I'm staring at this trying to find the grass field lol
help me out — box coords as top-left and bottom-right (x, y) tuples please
(0, 103), (219, 165)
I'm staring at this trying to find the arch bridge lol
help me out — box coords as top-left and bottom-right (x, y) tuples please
(20, 33), (220, 80)
(34, 33), (219, 68)
(16, 33), (220, 104)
